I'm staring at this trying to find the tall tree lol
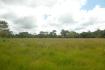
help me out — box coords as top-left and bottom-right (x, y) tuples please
(94, 29), (103, 38)
(60, 29), (70, 38)
(49, 30), (57, 38)
(0, 20), (11, 37)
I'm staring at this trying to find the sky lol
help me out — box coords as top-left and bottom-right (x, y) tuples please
(0, 0), (105, 34)
(82, 0), (105, 10)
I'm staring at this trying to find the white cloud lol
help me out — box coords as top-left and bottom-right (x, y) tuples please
(0, 0), (105, 34)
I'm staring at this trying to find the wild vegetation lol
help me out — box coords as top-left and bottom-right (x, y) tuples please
(0, 38), (105, 70)
(0, 20), (105, 70)
(0, 20), (105, 38)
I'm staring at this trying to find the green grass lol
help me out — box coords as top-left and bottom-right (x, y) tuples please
(0, 38), (105, 70)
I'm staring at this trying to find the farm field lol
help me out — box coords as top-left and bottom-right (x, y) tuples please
(0, 38), (105, 70)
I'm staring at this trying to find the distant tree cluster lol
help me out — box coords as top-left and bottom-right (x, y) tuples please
(0, 20), (105, 38)
(0, 20), (12, 38)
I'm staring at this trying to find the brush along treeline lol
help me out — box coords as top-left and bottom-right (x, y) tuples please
(0, 20), (105, 38)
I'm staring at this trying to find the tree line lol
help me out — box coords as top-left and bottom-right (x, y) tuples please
(0, 20), (105, 38)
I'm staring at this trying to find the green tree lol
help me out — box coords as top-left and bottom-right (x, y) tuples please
(17, 32), (32, 38)
(101, 30), (105, 38)
(49, 30), (57, 38)
(0, 20), (11, 37)
(69, 31), (79, 38)
(93, 29), (103, 38)
(60, 29), (70, 38)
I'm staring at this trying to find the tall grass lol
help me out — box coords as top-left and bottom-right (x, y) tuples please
(0, 38), (105, 70)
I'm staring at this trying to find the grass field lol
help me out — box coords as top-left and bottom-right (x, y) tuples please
(0, 38), (105, 70)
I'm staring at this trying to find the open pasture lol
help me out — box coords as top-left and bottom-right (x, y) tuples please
(0, 38), (105, 70)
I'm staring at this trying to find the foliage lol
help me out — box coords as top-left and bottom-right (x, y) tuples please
(13, 29), (105, 38)
(0, 20), (12, 38)
(0, 20), (105, 38)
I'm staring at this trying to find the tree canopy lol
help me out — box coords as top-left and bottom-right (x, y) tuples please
(0, 20), (105, 38)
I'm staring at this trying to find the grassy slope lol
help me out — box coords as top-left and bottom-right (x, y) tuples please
(0, 38), (105, 70)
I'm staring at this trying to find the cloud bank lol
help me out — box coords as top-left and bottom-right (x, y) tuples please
(0, 0), (105, 34)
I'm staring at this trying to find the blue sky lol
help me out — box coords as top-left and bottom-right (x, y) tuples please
(82, 0), (105, 10)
